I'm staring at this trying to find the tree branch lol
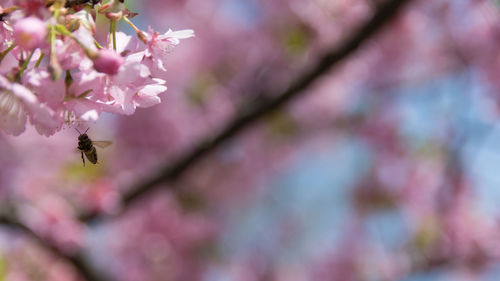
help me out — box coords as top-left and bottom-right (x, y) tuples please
(0, 214), (111, 281)
(81, 0), (412, 222)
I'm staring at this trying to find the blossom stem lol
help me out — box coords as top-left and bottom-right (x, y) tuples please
(122, 16), (147, 43)
(50, 25), (56, 53)
(94, 40), (104, 49)
(0, 44), (15, 63)
(110, 20), (117, 51)
(49, 25), (62, 80)
(34, 53), (44, 68)
(122, 16), (138, 32)
(18, 49), (35, 78)
(47, 0), (63, 80)
(55, 24), (97, 58)
(53, 1), (61, 19)
(0, 5), (20, 16)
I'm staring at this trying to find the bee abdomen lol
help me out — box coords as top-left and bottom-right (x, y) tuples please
(85, 146), (98, 164)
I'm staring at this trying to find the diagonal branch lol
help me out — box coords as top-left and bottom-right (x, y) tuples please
(81, 0), (413, 222)
(0, 213), (112, 281)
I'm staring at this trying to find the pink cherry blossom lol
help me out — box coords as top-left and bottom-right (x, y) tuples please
(93, 49), (125, 75)
(0, 2), (193, 136)
(0, 78), (27, 136)
(0, 21), (13, 50)
(144, 28), (195, 71)
(13, 17), (47, 50)
(23, 69), (65, 109)
(105, 56), (166, 114)
(0, 75), (59, 136)
(54, 27), (96, 70)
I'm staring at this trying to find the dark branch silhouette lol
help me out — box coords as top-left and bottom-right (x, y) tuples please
(80, 0), (412, 222)
(0, 213), (112, 281)
(0, 1), (413, 280)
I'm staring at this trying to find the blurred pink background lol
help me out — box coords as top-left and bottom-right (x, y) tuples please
(3, 0), (500, 280)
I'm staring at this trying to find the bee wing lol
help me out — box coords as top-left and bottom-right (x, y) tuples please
(92, 141), (112, 148)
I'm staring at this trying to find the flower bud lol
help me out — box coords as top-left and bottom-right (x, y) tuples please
(13, 17), (47, 50)
(93, 49), (124, 75)
(105, 11), (123, 21)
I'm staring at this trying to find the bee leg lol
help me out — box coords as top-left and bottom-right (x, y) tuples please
(81, 151), (85, 167)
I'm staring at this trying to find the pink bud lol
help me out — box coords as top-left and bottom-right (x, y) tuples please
(13, 17), (47, 50)
(93, 49), (124, 75)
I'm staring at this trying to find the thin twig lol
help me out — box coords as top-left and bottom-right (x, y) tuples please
(0, 214), (111, 281)
(80, 0), (413, 222)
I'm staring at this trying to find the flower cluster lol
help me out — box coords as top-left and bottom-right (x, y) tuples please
(0, 0), (193, 136)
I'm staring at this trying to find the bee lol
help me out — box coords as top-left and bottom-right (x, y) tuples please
(76, 128), (112, 166)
